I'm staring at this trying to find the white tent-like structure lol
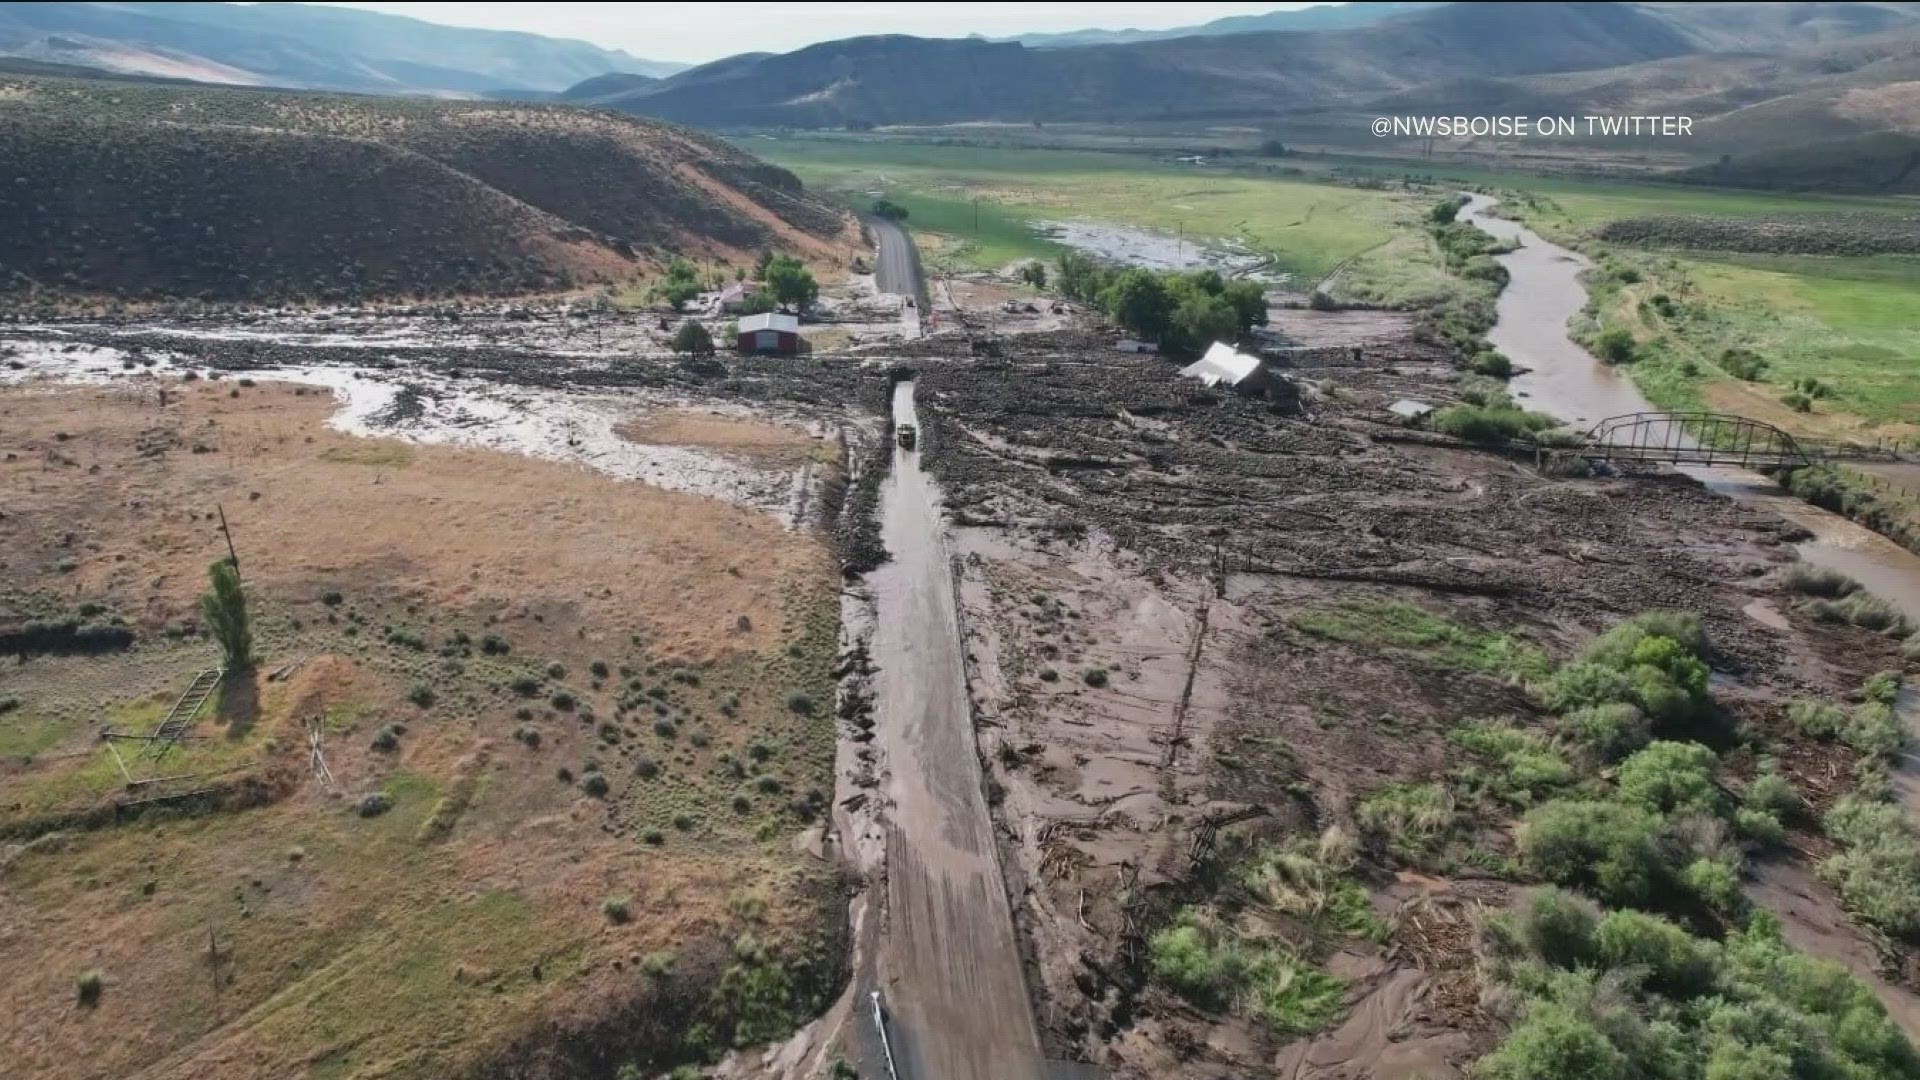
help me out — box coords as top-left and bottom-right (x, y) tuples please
(1176, 342), (1262, 388)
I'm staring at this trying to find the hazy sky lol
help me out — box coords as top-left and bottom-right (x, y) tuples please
(321, 2), (1322, 63)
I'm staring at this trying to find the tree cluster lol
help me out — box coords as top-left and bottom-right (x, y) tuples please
(1053, 252), (1267, 356)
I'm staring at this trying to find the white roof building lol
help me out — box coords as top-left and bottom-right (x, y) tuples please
(737, 312), (799, 334)
(1177, 342), (1262, 388)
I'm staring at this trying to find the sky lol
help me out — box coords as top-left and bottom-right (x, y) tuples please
(319, 2), (1322, 63)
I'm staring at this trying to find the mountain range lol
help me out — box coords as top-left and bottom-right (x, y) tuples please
(997, 2), (1447, 48)
(571, 1), (1920, 155)
(0, 2), (686, 97)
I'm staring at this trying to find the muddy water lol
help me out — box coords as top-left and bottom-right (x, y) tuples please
(0, 336), (808, 521)
(1034, 221), (1284, 281)
(1462, 194), (1920, 1033)
(865, 381), (1045, 1079)
(1459, 193), (1920, 619)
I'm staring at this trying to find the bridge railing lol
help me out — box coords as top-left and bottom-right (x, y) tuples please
(1579, 411), (1814, 470)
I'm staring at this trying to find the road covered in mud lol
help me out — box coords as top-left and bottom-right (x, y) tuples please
(862, 380), (1048, 1079)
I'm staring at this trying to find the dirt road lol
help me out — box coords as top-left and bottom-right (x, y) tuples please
(867, 379), (1045, 1079)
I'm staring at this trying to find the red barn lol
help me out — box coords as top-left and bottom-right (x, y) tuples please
(735, 312), (801, 354)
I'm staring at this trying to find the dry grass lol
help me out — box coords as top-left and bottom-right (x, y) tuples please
(616, 408), (819, 467)
(0, 380), (842, 1078)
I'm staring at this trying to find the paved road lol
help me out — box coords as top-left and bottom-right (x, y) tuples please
(866, 380), (1045, 1079)
(869, 216), (929, 307)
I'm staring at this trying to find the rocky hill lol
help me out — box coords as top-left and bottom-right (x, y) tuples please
(0, 73), (857, 304)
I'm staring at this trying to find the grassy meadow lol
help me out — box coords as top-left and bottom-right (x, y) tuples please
(755, 138), (1429, 288)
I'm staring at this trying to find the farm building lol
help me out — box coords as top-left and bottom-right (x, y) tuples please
(735, 312), (801, 354)
(1177, 342), (1299, 412)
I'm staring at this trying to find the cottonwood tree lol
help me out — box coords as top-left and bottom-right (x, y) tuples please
(201, 559), (253, 672)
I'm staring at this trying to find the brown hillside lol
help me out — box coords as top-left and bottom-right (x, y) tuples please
(0, 75), (859, 304)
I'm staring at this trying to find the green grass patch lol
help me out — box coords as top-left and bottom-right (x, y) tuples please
(756, 137), (1406, 280)
(1291, 599), (1547, 680)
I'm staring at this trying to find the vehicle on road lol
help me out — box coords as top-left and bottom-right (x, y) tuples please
(897, 423), (917, 449)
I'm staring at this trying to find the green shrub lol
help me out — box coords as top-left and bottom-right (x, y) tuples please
(1083, 666), (1109, 688)
(1799, 592), (1907, 635)
(1148, 916), (1243, 1010)
(1431, 404), (1556, 444)
(1355, 782), (1455, 858)
(1786, 699), (1847, 739)
(1861, 671), (1902, 706)
(1592, 907), (1720, 994)
(1543, 662), (1637, 714)
(1147, 908), (1346, 1035)
(76, 970), (104, 1007)
(1743, 772), (1800, 820)
(580, 771), (610, 798)
(370, 724), (402, 752)
(1559, 702), (1651, 761)
(357, 791), (392, 817)
(408, 682), (435, 708)
(1774, 564), (1850, 595)
(1594, 328), (1636, 364)
(1470, 349), (1514, 377)
(1451, 722), (1573, 806)
(1822, 797), (1920, 941)
(1616, 741), (1720, 815)
(1719, 348), (1769, 382)
(1520, 799), (1667, 905)
(1681, 856), (1745, 917)
(1479, 1003), (1627, 1080)
(602, 896), (632, 923)
(786, 691), (815, 715)
(1507, 888), (1602, 969)
(1844, 701), (1906, 761)
(1733, 807), (1786, 846)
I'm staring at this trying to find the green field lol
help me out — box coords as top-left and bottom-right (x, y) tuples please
(755, 138), (1427, 286)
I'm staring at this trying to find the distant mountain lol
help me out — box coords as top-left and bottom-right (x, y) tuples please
(0, 2), (687, 96)
(0, 70), (856, 303)
(559, 71), (659, 102)
(591, 2), (1699, 128)
(1001, 2), (1448, 48)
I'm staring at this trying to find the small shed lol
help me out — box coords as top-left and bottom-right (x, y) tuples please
(735, 312), (800, 354)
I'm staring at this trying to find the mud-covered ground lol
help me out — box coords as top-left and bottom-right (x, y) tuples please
(7, 298), (1914, 1079)
(891, 316), (1910, 1078)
